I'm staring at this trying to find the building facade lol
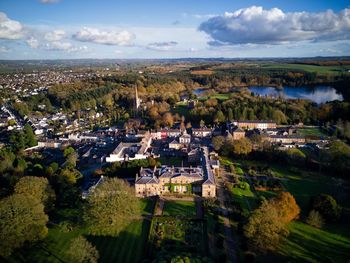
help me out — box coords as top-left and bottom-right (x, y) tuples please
(135, 147), (217, 198)
(232, 120), (277, 130)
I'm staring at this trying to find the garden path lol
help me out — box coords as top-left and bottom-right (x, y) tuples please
(155, 198), (164, 215)
(217, 173), (238, 263)
(195, 197), (204, 219)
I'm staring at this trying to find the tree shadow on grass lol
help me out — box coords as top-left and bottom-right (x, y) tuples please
(280, 226), (350, 263)
(85, 219), (151, 263)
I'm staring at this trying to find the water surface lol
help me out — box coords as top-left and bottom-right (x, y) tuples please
(248, 86), (343, 104)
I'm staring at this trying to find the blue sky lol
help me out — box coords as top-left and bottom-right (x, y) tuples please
(0, 0), (349, 59)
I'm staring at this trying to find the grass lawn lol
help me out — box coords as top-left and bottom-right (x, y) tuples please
(140, 198), (156, 215)
(231, 186), (256, 213)
(8, 219), (150, 263)
(7, 199), (153, 263)
(279, 221), (350, 263)
(274, 168), (344, 212)
(221, 157), (350, 263)
(210, 93), (230, 100)
(297, 127), (328, 137)
(163, 200), (196, 216)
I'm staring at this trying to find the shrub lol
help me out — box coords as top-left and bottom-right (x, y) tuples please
(306, 210), (324, 228)
(311, 194), (342, 222)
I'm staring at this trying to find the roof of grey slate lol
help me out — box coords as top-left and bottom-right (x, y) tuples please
(136, 147), (216, 186)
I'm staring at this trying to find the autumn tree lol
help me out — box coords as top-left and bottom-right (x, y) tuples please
(66, 236), (99, 263)
(244, 200), (288, 252)
(162, 112), (174, 127)
(244, 192), (300, 252)
(232, 137), (252, 156)
(272, 192), (300, 223)
(15, 176), (55, 212)
(212, 136), (225, 152)
(84, 178), (141, 235)
(0, 194), (48, 256)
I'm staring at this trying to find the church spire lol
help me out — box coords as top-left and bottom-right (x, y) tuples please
(135, 85), (140, 114)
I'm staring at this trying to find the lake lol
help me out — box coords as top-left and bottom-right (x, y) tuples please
(248, 86), (343, 104)
(193, 88), (206, 96)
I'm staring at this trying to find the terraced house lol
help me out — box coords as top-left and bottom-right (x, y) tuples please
(135, 147), (218, 197)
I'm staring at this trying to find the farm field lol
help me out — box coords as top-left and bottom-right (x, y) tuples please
(260, 63), (350, 75)
(190, 69), (214, 75)
(162, 200), (196, 216)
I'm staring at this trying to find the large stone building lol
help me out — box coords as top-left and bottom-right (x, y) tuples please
(135, 147), (217, 198)
(232, 120), (276, 130)
(266, 135), (306, 144)
(106, 132), (152, 162)
(231, 127), (245, 140)
(192, 127), (213, 137)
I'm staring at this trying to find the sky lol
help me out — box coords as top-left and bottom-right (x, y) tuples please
(0, 0), (350, 59)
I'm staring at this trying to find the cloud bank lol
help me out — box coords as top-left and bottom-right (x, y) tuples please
(73, 27), (135, 46)
(199, 6), (350, 45)
(0, 12), (25, 40)
(147, 41), (178, 51)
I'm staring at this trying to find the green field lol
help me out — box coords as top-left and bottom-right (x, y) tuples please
(162, 200), (196, 216)
(297, 127), (328, 137)
(210, 93), (230, 100)
(261, 63), (350, 75)
(198, 93), (231, 101)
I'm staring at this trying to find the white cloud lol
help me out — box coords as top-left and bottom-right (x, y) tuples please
(45, 41), (87, 52)
(0, 12), (24, 40)
(44, 30), (65, 41)
(26, 37), (39, 48)
(193, 14), (217, 19)
(73, 27), (135, 46)
(199, 6), (350, 45)
(147, 41), (178, 51)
